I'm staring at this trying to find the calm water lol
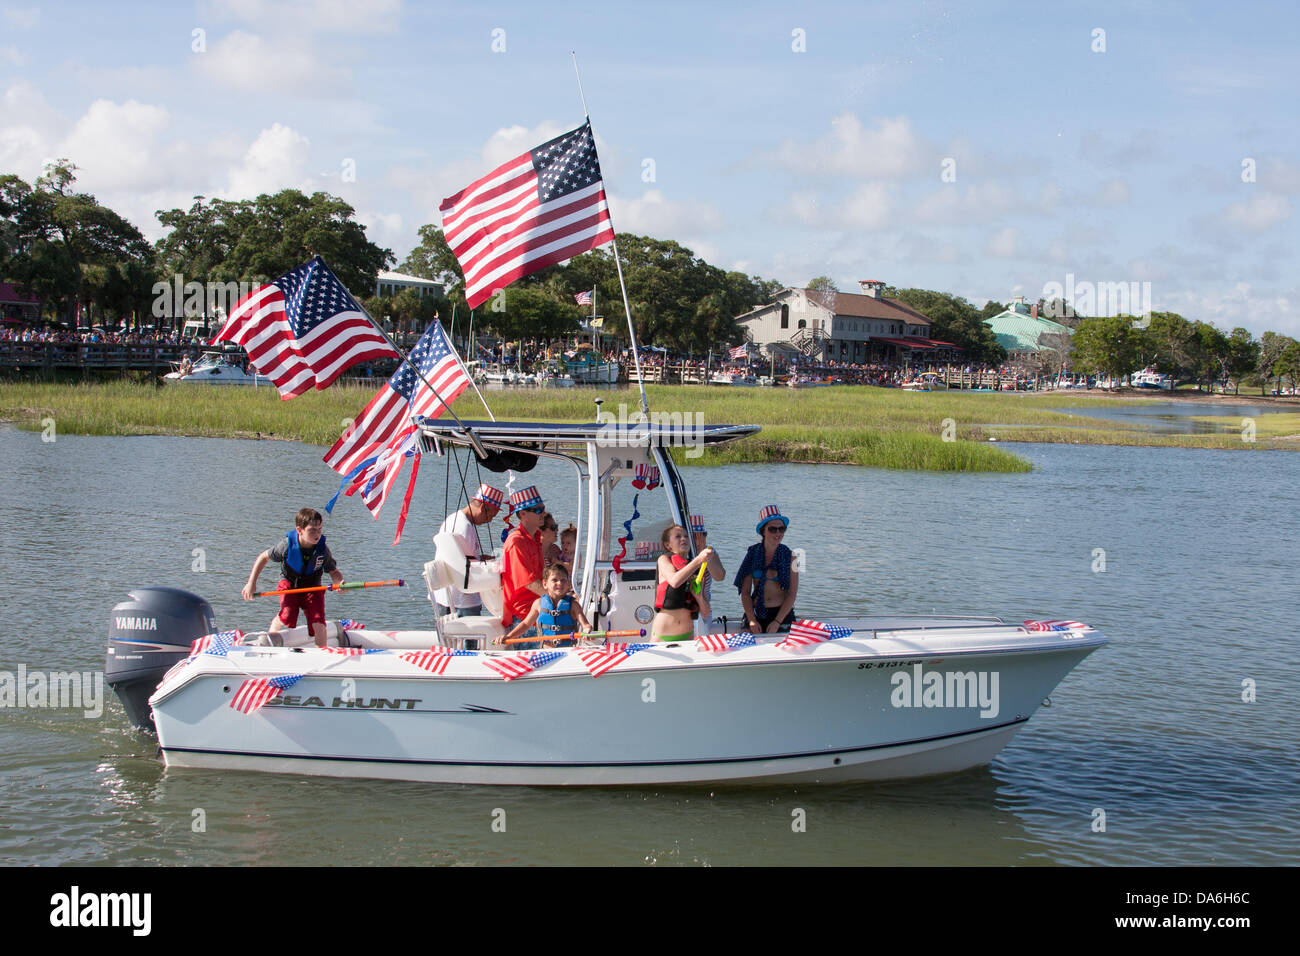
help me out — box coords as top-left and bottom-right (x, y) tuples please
(1, 425), (1296, 866)
(1051, 401), (1289, 434)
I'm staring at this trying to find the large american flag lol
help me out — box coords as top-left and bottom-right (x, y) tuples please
(440, 121), (615, 309)
(213, 256), (397, 399)
(324, 320), (472, 530)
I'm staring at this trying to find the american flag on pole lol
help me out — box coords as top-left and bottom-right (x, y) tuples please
(729, 343), (748, 360)
(576, 643), (653, 677)
(400, 647), (477, 675)
(439, 121), (614, 309)
(775, 620), (854, 651)
(230, 674), (304, 714)
(695, 632), (757, 653)
(482, 650), (566, 681)
(574, 290), (593, 306)
(192, 630), (244, 657)
(213, 256), (397, 399)
(324, 320), (472, 535)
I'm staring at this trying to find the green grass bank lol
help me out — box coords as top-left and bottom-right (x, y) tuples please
(2, 381), (1293, 472)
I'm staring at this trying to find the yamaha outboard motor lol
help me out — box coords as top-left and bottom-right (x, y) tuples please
(106, 587), (216, 731)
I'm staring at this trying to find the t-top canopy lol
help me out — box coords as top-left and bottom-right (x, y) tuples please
(414, 418), (760, 453)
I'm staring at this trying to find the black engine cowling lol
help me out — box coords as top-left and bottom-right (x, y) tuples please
(106, 586), (215, 731)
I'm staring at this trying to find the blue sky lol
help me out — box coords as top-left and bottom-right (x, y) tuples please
(2, 1), (1296, 334)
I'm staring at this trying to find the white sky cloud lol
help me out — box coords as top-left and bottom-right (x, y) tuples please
(608, 188), (723, 236)
(203, 0), (402, 33)
(1222, 193), (1292, 232)
(223, 123), (314, 198)
(770, 114), (934, 181)
(196, 30), (350, 94)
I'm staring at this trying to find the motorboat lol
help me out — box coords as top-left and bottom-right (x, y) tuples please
(1132, 368), (1173, 390)
(566, 347), (619, 384)
(163, 350), (263, 386)
(478, 362), (534, 386)
(536, 362), (575, 388)
(709, 369), (757, 386)
(107, 417), (1106, 786)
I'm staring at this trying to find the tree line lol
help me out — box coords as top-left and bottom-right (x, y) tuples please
(5, 159), (1294, 388)
(1068, 313), (1299, 395)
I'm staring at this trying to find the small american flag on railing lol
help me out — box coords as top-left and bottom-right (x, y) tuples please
(695, 633), (756, 652)
(230, 674), (304, 714)
(400, 647), (477, 674)
(775, 620), (853, 650)
(192, 630), (244, 656)
(576, 643), (653, 677)
(482, 650), (566, 681)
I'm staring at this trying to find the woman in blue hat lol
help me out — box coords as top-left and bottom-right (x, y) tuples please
(734, 505), (798, 633)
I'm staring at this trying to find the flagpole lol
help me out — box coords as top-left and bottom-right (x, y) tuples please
(572, 51), (650, 417)
(456, 308), (496, 421)
(353, 298), (487, 443)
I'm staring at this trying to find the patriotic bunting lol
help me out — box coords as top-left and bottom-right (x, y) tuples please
(230, 674), (304, 714)
(1023, 620), (1089, 632)
(775, 620), (854, 651)
(695, 632), (757, 652)
(192, 630), (244, 657)
(482, 650), (566, 681)
(401, 647), (478, 675)
(319, 647), (386, 656)
(576, 643), (653, 677)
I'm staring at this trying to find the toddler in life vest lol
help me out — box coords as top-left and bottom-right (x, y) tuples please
(242, 507), (345, 648)
(502, 563), (590, 648)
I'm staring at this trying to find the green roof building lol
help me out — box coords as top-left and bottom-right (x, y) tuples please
(983, 296), (1072, 357)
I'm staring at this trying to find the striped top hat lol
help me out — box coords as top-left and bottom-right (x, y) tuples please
(632, 463), (661, 490)
(509, 485), (544, 511)
(689, 514), (706, 534)
(472, 483), (504, 508)
(756, 504), (790, 535)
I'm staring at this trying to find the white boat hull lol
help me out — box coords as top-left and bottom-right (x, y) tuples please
(151, 620), (1103, 786)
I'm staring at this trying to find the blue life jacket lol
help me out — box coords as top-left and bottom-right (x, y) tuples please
(285, 529), (327, 580)
(538, 594), (576, 636)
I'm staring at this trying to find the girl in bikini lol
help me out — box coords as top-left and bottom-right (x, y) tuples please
(651, 524), (713, 642)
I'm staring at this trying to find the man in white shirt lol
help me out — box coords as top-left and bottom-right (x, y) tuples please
(433, 483), (503, 617)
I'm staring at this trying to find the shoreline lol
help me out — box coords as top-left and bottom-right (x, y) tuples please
(2, 382), (1295, 471)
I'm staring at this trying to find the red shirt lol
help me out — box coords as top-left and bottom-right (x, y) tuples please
(501, 527), (543, 625)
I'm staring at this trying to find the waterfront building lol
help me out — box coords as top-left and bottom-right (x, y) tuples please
(982, 296), (1073, 363)
(0, 283), (40, 326)
(735, 280), (959, 365)
(375, 270), (444, 300)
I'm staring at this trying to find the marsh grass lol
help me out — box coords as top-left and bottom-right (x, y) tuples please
(2, 382), (1291, 472)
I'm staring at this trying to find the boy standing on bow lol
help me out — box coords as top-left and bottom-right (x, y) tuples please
(243, 507), (344, 648)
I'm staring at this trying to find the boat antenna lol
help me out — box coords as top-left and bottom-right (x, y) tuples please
(572, 51), (650, 418)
